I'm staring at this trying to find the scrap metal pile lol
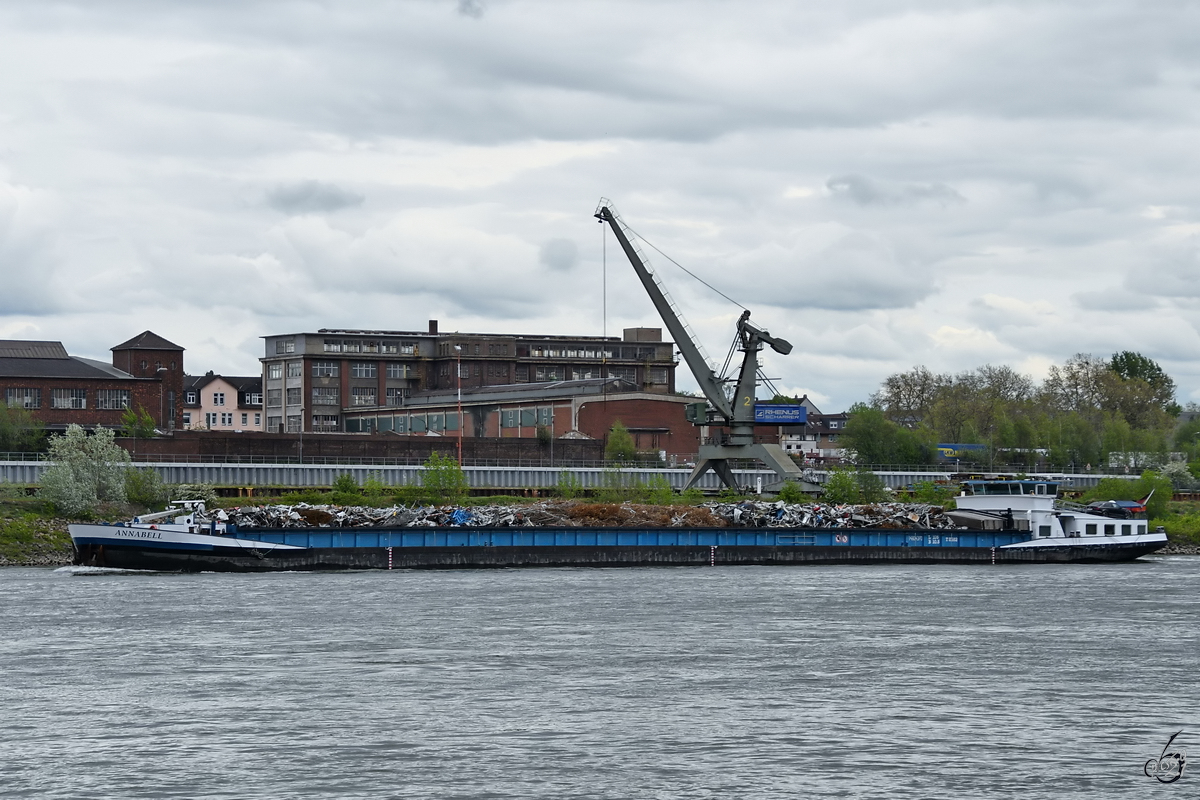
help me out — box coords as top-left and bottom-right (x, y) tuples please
(225, 500), (960, 530)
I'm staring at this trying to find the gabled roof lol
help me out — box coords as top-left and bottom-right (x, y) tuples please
(111, 331), (184, 352)
(0, 340), (70, 359)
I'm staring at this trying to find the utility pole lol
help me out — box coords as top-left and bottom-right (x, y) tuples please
(455, 344), (463, 466)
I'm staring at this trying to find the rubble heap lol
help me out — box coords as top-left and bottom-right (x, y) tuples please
(222, 500), (960, 530)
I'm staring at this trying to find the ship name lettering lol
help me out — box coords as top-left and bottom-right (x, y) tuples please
(115, 529), (163, 540)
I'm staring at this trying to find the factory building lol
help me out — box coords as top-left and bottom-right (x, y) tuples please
(260, 321), (678, 434)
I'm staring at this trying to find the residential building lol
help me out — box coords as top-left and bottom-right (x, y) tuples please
(260, 320), (678, 433)
(183, 373), (264, 431)
(0, 332), (185, 433)
(779, 398), (849, 463)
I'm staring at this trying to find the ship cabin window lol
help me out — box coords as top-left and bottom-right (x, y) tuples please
(1137, 524), (1147, 534)
(1038, 525), (1052, 537)
(1035, 484), (1048, 495)
(1085, 524), (1097, 536)
(1121, 524), (1132, 536)
(1104, 524), (1115, 536)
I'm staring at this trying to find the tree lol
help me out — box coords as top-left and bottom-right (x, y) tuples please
(120, 405), (157, 439)
(39, 425), (131, 516)
(604, 420), (638, 463)
(1110, 351), (1178, 414)
(842, 404), (935, 466)
(0, 404), (46, 452)
(420, 452), (469, 503)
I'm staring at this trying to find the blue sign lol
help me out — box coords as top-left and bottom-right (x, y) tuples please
(754, 404), (806, 424)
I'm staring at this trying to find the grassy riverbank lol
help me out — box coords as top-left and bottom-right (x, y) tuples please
(0, 498), (75, 566)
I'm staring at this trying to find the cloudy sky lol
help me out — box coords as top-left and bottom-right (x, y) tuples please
(3, 0), (1200, 410)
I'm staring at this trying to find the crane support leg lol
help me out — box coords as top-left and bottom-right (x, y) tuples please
(684, 443), (823, 494)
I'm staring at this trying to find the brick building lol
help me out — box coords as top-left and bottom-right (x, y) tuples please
(183, 373), (264, 431)
(0, 332), (185, 433)
(260, 321), (678, 434)
(341, 377), (701, 461)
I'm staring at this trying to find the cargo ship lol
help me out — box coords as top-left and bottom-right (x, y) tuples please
(68, 480), (1167, 572)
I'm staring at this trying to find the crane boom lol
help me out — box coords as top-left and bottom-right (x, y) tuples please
(594, 200), (732, 419)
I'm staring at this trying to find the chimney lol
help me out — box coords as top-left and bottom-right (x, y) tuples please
(428, 319), (438, 335)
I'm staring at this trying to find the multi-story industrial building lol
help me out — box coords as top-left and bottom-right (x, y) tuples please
(0, 331), (185, 433)
(260, 320), (677, 434)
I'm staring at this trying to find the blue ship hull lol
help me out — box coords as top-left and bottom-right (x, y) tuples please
(72, 526), (1166, 572)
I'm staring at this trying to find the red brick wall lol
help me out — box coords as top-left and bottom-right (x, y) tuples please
(576, 398), (699, 458)
(0, 377), (164, 430)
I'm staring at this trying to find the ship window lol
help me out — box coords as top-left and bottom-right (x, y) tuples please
(1104, 524), (1115, 536)
(1138, 524), (1146, 534)
(1121, 524), (1131, 536)
(1085, 524), (1097, 536)
(1035, 484), (1047, 495)
(1038, 525), (1051, 537)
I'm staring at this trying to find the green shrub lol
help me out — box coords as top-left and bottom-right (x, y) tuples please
(279, 488), (326, 505)
(855, 470), (889, 503)
(172, 483), (219, 506)
(125, 467), (169, 511)
(555, 471), (584, 499)
(645, 475), (675, 505)
(777, 481), (807, 503)
(332, 473), (360, 494)
(821, 468), (861, 504)
(39, 425), (130, 516)
(911, 480), (957, 509)
(362, 472), (388, 498)
(420, 453), (469, 504)
(680, 487), (705, 504)
(596, 468), (641, 503)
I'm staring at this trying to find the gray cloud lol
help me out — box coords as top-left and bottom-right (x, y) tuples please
(539, 239), (578, 271)
(827, 174), (966, 207)
(457, 0), (485, 18)
(267, 181), (364, 215)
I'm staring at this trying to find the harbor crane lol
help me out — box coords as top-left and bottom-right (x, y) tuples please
(595, 199), (820, 493)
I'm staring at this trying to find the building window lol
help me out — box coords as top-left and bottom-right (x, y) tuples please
(648, 368), (669, 384)
(287, 361), (302, 378)
(182, 412), (192, 426)
(241, 413), (248, 426)
(286, 387), (301, 406)
(351, 387), (377, 406)
(254, 413), (261, 426)
(323, 339), (342, 353)
(313, 361), (338, 377)
(459, 364), (470, 379)
(213, 392), (225, 406)
(267, 415), (282, 433)
(268, 363), (283, 380)
(185, 390), (198, 403)
(386, 387), (407, 406)
(607, 366), (635, 381)
(51, 389), (87, 409)
(246, 392), (262, 405)
(275, 339), (295, 354)
(220, 412), (233, 426)
(535, 366), (564, 381)
(313, 387), (340, 406)
(399, 342), (416, 355)
(96, 390), (131, 410)
(351, 362), (377, 378)
(312, 414), (339, 431)
(267, 388), (282, 407)
(286, 415), (302, 433)
(205, 412), (218, 427)
(363, 341), (378, 353)
(386, 363), (410, 379)
(343, 340), (361, 353)
(6, 388), (41, 409)
(381, 341), (398, 354)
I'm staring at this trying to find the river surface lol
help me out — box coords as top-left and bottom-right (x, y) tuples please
(1, 558), (1197, 799)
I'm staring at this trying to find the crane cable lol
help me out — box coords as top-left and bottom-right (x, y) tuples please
(622, 224), (748, 312)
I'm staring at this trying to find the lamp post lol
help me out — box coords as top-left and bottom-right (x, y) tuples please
(454, 345), (463, 466)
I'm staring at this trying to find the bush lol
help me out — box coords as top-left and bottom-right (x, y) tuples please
(172, 483), (219, 506)
(604, 421), (637, 464)
(855, 470), (889, 503)
(332, 473), (360, 494)
(680, 487), (705, 504)
(911, 481), (958, 509)
(777, 481), (807, 503)
(362, 472), (388, 499)
(595, 468), (642, 503)
(555, 471), (584, 499)
(39, 425), (130, 516)
(645, 475), (675, 505)
(821, 469), (861, 504)
(126, 467), (169, 511)
(421, 453), (469, 504)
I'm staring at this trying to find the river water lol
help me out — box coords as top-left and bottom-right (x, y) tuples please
(1, 558), (1197, 799)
